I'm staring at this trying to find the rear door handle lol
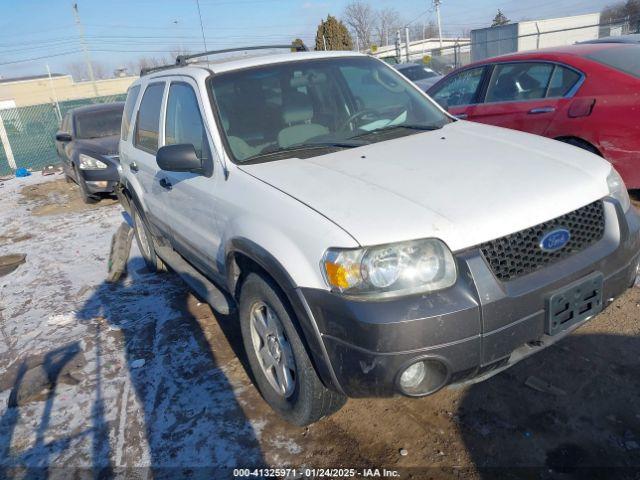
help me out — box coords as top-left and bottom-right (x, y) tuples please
(159, 178), (172, 190)
(129, 162), (139, 172)
(528, 106), (556, 114)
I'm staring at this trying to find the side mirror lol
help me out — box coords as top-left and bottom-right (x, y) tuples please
(56, 132), (72, 142)
(156, 144), (202, 173)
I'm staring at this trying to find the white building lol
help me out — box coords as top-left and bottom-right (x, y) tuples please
(471, 13), (601, 62)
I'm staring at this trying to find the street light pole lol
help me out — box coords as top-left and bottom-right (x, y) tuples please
(434, 0), (443, 48)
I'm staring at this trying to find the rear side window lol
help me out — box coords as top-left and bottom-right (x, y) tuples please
(485, 62), (554, 102)
(585, 45), (640, 78)
(165, 83), (208, 159)
(429, 67), (484, 107)
(134, 83), (165, 153)
(121, 85), (141, 141)
(547, 66), (581, 97)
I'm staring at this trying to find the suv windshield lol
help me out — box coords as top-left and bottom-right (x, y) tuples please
(585, 44), (640, 79)
(210, 56), (450, 162)
(75, 107), (124, 139)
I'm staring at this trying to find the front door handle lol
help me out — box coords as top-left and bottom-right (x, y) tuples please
(455, 113), (468, 119)
(129, 162), (139, 172)
(528, 106), (556, 114)
(159, 178), (172, 190)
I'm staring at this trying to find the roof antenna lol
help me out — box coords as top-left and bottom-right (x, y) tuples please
(195, 0), (209, 62)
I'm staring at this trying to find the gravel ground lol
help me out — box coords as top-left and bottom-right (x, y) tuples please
(0, 175), (639, 479)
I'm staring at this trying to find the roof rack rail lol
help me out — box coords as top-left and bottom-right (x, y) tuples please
(175, 43), (308, 66)
(140, 43), (309, 76)
(140, 63), (179, 77)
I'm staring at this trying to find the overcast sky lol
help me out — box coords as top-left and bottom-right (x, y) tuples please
(0, 0), (612, 78)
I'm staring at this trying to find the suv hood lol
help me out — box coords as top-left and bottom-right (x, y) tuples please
(240, 121), (611, 251)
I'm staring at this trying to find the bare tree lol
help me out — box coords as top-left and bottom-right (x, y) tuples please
(169, 45), (192, 62)
(65, 61), (112, 81)
(376, 7), (401, 46)
(125, 56), (166, 76)
(343, 1), (376, 49)
(91, 62), (110, 80)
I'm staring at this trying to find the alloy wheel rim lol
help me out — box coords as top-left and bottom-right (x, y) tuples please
(249, 301), (296, 398)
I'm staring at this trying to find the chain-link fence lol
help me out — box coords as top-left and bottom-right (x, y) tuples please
(0, 94), (126, 176)
(380, 15), (639, 74)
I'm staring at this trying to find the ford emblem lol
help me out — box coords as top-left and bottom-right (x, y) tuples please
(539, 228), (571, 252)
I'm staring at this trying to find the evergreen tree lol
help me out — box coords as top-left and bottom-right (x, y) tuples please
(492, 9), (510, 27)
(315, 15), (354, 51)
(291, 38), (306, 51)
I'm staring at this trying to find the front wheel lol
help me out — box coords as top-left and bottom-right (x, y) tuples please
(73, 165), (98, 204)
(131, 203), (166, 273)
(239, 272), (346, 425)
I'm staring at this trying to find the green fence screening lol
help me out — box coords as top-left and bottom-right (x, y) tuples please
(0, 94), (126, 176)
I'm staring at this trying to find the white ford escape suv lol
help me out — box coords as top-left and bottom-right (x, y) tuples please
(117, 45), (640, 426)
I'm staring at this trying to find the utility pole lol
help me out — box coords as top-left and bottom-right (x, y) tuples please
(72, 2), (98, 97)
(434, 0), (443, 48)
(395, 30), (402, 63)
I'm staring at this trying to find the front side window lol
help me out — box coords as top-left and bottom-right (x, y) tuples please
(429, 67), (484, 108)
(121, 85), (141, 140)
(134, 83), (165, 153)
(485, 62), (554, 103)
(585, 44), (640, 79)
(165, 83), (208, 159)
(75, 107), (124, 139)
(210, 56), (450, 163)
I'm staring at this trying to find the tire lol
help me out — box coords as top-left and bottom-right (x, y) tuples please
(131, 203), (167, 273)
(239, 272), (346, 426)
(558, 137), (601, 157)
(74, 165), (99, 204)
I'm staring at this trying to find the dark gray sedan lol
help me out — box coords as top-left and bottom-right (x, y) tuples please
(394, 63), (443, 92)
(55, 102), (124, 203)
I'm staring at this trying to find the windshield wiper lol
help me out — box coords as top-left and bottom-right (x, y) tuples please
(242, 141), (366, 163)
(349, 124), (443, 139)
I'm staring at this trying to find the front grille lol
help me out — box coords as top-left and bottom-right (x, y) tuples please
(480, 200), (605, 281)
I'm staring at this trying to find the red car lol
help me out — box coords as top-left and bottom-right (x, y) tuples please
(427, 43), (640, 188)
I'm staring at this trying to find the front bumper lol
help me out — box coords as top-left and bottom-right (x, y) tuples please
(299, 198), (640, 398)
(78, 164), (119, 194)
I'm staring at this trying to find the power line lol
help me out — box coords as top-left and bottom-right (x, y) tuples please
(0, 50), (81, 66)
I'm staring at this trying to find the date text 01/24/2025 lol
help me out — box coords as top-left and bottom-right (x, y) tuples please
(233, 468), (401, 477)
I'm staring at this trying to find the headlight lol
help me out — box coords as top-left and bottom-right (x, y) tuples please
(79, 154), (107, 170)
(322, 238), (457, 299)
(607, 167), (630, 212)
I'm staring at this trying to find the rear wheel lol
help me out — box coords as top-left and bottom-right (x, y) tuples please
(131, 203), (166, 273)
(239, 272), (346, 425)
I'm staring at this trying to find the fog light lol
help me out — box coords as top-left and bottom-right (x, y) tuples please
(86, 180), (108, 188)
(397, 358), (448, 396)
(400, 362), (426, 389)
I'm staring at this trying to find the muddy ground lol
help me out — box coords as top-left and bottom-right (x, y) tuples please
(0, 176), (639, 479)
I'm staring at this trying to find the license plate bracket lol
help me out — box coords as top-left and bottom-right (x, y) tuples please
(546, 273), (603, 336)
